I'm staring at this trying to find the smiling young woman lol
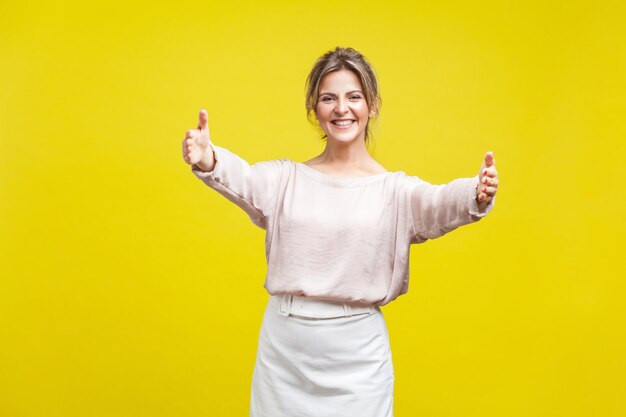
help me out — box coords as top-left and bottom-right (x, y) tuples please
(181, 46), (498, 417)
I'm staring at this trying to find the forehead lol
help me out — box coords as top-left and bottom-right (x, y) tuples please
(318, 69), (363, 93)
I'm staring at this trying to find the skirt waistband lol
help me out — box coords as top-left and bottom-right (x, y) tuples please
(269, 294), (377, 319)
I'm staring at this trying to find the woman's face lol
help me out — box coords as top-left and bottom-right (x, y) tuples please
(315, 69), (374, 145)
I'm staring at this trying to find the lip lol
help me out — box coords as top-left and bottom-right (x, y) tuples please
(330, 119), (356, 129)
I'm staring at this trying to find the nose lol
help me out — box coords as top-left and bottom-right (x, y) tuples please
(334, 97), (349, 114)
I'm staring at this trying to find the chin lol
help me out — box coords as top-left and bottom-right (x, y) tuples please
(324, 128), (365, 144)
(325, 135), (360, 144)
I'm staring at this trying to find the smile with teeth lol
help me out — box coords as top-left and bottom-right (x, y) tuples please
(331, 119), (355, 127)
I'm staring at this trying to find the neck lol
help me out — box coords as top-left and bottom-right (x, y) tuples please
(319, 138), (371, 167)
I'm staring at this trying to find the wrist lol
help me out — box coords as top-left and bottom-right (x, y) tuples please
(193, 146), (215, 172)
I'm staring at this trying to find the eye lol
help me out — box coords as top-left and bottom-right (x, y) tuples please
(320, 96), (334, 102)
(349, 95), (362, 100)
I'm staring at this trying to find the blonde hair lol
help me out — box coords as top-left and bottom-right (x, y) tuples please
(305, 47), (381, 143)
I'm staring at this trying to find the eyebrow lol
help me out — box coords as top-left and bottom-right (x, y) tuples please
(318, 90), (363, 96)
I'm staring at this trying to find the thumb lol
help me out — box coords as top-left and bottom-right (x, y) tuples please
(197, 109), (209, 131)
(484, 151), (495, 167)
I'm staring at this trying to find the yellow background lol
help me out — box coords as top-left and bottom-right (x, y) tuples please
(1, 0), (624, 416)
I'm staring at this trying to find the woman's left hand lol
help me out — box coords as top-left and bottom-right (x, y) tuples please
(476, 151), (498, 208)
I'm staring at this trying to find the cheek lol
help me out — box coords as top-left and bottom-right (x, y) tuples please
(315, 107), (330, 122)
(356, 105), (370, 119)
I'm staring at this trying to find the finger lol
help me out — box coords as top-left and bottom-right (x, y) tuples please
(480, 176), (499, 187)
(479, 185), (497, 196)
(198, 109), (209, 131)
(480, 166), (496, 177)
(482, 166), (498, 178)
(182, 142), (189, 163)
(183, 137), (194, 152)
(186, 129), (196, 139)
(484, 151), (495, 167)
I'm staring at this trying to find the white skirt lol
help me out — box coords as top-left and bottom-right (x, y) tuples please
(250, 295), (395, 417)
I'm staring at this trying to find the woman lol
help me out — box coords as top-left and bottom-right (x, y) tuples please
(181, 47), (498, 417)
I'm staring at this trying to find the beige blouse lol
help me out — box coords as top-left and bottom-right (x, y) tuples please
(192, 143), (495, 306)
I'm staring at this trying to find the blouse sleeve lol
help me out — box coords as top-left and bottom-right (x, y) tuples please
(409, 175), (495, 243)
(190, 143), (283, 230)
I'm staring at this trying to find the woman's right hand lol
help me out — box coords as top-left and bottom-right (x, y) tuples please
(182, 109), (215, 172)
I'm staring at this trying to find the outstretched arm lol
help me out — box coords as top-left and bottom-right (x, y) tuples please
(410, 151), (498, 242)
(181, 109), (283, 230)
